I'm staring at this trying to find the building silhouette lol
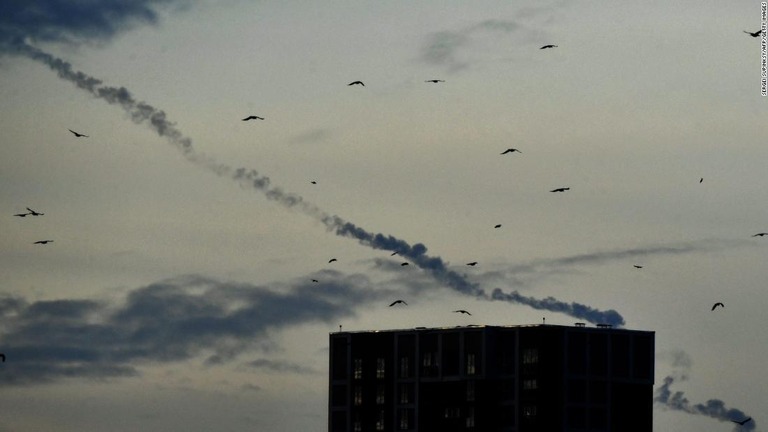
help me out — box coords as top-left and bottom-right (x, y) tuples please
(329, 324), (654, 432)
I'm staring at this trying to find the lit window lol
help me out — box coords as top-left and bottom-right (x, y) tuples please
(354, 415), (362, 432)
(466, 407), (475, 428)
(399, 408), (409, 430)
(400, 356), (410, 378)
(466, 353), (476, 375)
(354, 386), (363, 406)
(377, 385), (385, 405)
(523, 379), (538, 390)
(400, 384), (410, 404)
(523, 348), (539, 364)
(354, 358), (363, 379)
(523, 405), (537, 417)
(466, 380), (475, 401)
(444, 407), (461, 419)
(376, 410), (385, 431)
(376, 357), (386, 379)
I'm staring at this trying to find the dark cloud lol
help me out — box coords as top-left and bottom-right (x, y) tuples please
(0, 1), (183, 51)
(0, 274), (384, 386)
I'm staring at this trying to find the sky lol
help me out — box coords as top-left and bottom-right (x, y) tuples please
(0, 1), (767, 431)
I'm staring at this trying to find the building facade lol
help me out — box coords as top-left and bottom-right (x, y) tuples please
(328, 324), (654, 432)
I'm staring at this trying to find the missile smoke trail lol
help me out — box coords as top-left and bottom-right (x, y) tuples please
(9, 42), (625, 325)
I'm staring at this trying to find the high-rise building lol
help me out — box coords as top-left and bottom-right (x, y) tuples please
(328, 324), (653, 432)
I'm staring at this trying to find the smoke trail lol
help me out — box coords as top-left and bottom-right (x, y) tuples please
(490, 288), (625, 326)
(656, 374), (755, 431)
(10, 42), (625, 325)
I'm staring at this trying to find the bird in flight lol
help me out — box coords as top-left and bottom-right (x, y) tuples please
(425, 79), (445, 83)
(390, 251), (398, 256)
(242, 116), (264, 121)
(732, 417), (752, 426)
(633, 265), (643, 269)
(752, 232), (768, 237)
(389, 300), (408, 307)
(401, 262), (409, 266)
(453, 310), (472, 315)
(310, 181), (317, 184)
(26, 207), (44, 216)
(494, 224), (502, 228)
(466, 262), (478, 266)
(550, 187), (570, 192)
(311, 279), (319, 283)
(348, 81), (365, 86)
(328, 258), (337, 263)
(711, 302), (724, 311)
(744, 29), (763, 37)
(699, 177), (703, 183)
(0, 353), (4, 362)
(68, 129), (89, 138)
(540, 44), (558, 49)
(34, 240), (54, 244)
(501, 148), (522, 155)
(13, 213), (29, 217)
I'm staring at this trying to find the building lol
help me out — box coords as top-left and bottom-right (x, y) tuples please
(328, 324), (654, 432)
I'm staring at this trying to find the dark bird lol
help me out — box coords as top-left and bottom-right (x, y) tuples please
(242, 116), (264, 121)
(699, 177), (703, 183)
(311, 279), (319, 283)
(425, 79), (445, 83)
(0, 353), (4, 362)
(453, 309), (472, 315)
(711, 302), (724, 311)
(732, 417), (752, 426)
(501, 148), (522, 155)
(34, 240), (53, 244)
(348, 81), (365, 86)
(26, 207), (44, 216)
(310, 181), (317, 184)
(633, 265), (643, 269)
(68, 129), (89, 138)
(540, 44), (558, 49)
(466, 262), (478, 266)
(752, 232), (768, 237)
(401, 262), (409, 266)
(328, 258), (337, 263)
(13, 213), (29, 217)
(389, 300), (408, 307)
(390, 251), (398, 256)
(494, 224), (502, 228)
(550, 187), (570, 192)
(744, 29), (763, 37)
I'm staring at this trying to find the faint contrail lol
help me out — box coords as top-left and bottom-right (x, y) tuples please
(655, 375), (755, 431)
(10, 42), (625, 325)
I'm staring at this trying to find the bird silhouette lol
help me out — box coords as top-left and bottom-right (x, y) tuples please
(425, 79), (445, 83)
(242, 116), (264, 121)
(68, 129), (89, 137)
(310, 181), (317, 184)
(494, 224), (502, 228)
(752, 232), (768, 237)
(26, 207), (44, 216)
(633, 265), (643, 269)
(0, 353), (4, 362)
(711, 302), (724, 311)
(466, 262), (478, 266)
(401, 262), (409, 266)
(744, 29), (763, 37)
(348, 81), (365, 86)
(501, 148), (521, 154)
(34, 240), (54, 244)
(13, 213), (29, 217)
(389, 300), (408, 307)
(328, 258), (338, 263)
(550, 187), (570, 192)
(540, 44), (558, 49)
(453, 310), (472, 315)
(311, 279), (319, 283)
(732, 417), (752, 426)
(390, 251), (398, 256)
(699, 177), (703, 183)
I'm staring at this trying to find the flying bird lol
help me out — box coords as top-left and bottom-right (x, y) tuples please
(0, 353), (4, 362)
(390, 251), (398, 256)
(401, 262), (409, 266)
(699, 177), (703, 183)
(328, 258), (337, 263)
(633, 265), (643, 269)
(13, 213), (29, 217)
(494, 224), (502, 228)
(744, 29), (763, 37)
(347, 81), (365, 86)
(310, 181), (317, 184)
(752, 232), (768, 237)
(732, 417), (752, 426)
(389, 300), (408, 307)
(311, 279), (319, 283)
(540, 44), (558, 49)
(711, 302), (724, 311)
(424, 79), (445, 83)
(26, 207), (44, 216)
(466, 262), (478, 266)
(453, 310), (472, 315)
(501, 148), (521, 154)
(550, 187), (570, 192)
(242, 116), (264, 121)
(68, 129), (88, 138)
(33, 240), (54, 244)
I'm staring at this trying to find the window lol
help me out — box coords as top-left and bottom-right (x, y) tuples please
(354, 413), (362, 432)
(354, 386), (363, 406)
(354, 358), (363, 379)
(399, 384), (411, 404)
(376, 357), (386, 379)
(376, 410), (385, 431)
(399, 409), (410, 430)
(466, 353), (476, 375)
(523, 379), (538, 390)
(522, 348), (539, 364)
(444, 407), (461, 419)
(376, 385), (385, 405)
(466, 407), (475, 428)
(466, 380), (475, 401)
(523, 405), (537, 417)
(400, 356), (410, 378)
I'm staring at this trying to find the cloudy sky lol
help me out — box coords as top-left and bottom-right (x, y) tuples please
(1, 1), (766, 431)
